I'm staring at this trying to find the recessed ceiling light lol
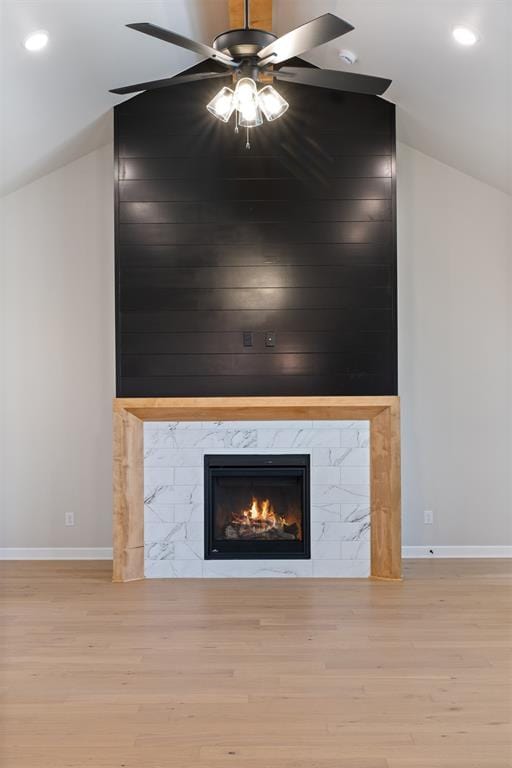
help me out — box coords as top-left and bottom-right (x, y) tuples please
(452, 26), (478, 46)
(24, 30), (49, 52)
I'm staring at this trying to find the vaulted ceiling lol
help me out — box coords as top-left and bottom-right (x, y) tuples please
(1, 0), (510, 196)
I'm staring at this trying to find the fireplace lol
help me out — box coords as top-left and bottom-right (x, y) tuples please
(204, 455), (310, 560)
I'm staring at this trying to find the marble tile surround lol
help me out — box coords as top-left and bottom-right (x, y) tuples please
(144, 420), (370, 578)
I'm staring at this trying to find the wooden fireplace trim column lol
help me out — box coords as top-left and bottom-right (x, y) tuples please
(113, 396), (401, 582)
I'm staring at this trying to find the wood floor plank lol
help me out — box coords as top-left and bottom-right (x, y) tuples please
(0, 559), (511, 767)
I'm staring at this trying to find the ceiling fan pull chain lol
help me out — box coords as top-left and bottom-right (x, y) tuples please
(234, 109), (239, 134)
(246, 126), (251, 150)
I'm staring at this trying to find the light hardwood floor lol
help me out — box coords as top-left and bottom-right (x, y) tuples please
(1, 559), (511, 767)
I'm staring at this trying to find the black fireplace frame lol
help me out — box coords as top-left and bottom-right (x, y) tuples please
(204, 454), (311, 560)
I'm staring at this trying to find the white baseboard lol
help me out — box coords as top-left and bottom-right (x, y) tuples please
(0, 548), (113, 560)
(402, 545), (512, 558)
(0, 546), (510, 561)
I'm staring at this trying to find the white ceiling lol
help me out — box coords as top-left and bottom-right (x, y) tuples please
(1, 0), (511, 196)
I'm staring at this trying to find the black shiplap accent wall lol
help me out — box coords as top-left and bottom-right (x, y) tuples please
(114, 75), (397, 397)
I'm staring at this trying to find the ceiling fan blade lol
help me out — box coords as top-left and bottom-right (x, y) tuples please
(126, 22), (237, 68)
(274, 67), (392, 96)
(110, 71), (231, 95)
(257, 14), (353, 65)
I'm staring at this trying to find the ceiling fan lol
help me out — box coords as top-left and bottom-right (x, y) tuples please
(110, 0), (391, 146)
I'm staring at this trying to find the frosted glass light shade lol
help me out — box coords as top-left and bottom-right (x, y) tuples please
(207, 87), (235, 122)
(233, 77), (258, 110)
(239, 102), (263, 128)
(258, 85), (289, 121)
(234, 77), (262, 127)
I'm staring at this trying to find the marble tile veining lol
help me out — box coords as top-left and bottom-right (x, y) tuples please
(144, 420), (370, 578)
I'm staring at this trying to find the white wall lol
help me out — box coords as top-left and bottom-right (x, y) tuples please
(397, 143), (512, 547)
(0, 144), (114, 548)
(0, 140), (510, 552)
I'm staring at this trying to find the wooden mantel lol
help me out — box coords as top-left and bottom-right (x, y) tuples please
(113, 396), (401, 582)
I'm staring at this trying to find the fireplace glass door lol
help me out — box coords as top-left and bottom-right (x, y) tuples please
(205, 455), (310, 559)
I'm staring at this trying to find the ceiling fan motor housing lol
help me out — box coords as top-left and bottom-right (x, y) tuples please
(213, 28), (277, 59)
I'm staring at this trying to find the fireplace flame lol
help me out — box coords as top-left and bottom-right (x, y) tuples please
(224, 495), (301, 540)
(241, 497), (280, 528)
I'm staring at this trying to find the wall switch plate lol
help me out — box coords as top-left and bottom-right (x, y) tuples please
(242, 331), (252, 347)
(265, 331), (276, 347)
(423, 510), (433, 525)
(65, 512), (75, 527)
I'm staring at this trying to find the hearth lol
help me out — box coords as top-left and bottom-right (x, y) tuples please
(204, 455), (310, 560)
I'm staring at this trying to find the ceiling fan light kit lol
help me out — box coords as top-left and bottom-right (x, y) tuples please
(110, 0), (391, 148)
(208, 76), (288, 131)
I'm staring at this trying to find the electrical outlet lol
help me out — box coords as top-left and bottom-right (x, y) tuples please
(265, 331), (276, 347)
(423, 510), (433, 525)
(65, 512), (75, 527)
